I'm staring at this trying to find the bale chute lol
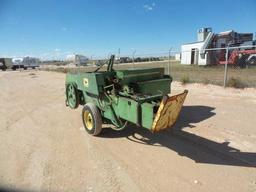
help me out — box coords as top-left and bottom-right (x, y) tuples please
(151, 90), (188, 132)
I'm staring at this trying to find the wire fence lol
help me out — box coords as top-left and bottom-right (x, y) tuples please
(73, 46), (255, 88)
(178, 45), (256, 87)
(86, 45), (256, 88)
(9, 44), (256, 88)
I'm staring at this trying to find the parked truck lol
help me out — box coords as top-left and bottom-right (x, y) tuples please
(0, 58), (17, 71)
(0, 57), (40, 71)
(21, 57), (40, 69)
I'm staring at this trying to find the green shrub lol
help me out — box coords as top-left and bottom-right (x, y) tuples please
(202, 78), (210, 85)
(227, 77), (245, 88)
(181, 76), (190, 85)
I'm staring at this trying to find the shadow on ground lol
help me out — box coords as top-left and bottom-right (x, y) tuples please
(100, 105), (256, 168)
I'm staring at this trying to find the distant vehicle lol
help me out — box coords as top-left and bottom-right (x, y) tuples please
(0, 58), (17, 71)
(119, 57), (132, 63)
(66, 54), (89, 66)
(95, 60), (105, 66)
(21, 57), (40, 69)
(12, 58), (23, 69)
(119, 57), (160, 63)
(0, 57), (40, 71)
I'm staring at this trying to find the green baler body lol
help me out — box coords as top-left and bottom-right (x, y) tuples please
(66, 68), (172, 130)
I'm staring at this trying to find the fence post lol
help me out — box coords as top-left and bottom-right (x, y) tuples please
(168, 48), (172, 75)
(223, 45), (229, 88)
(132, 50), (136, 69)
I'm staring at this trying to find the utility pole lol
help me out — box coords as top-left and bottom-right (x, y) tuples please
(132, 50), (136, 69)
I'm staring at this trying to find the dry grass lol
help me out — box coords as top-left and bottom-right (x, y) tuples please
(40, 60), (256, 88)
(169, 61), (256, 88)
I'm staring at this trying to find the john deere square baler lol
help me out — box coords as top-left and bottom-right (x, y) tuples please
(65, 55), (188, 135)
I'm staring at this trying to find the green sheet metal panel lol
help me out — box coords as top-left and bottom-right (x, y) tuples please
(78, 73), (103, 95)
(116, 68), (165, 84)
(135, 78), (171, 95)
(114, 97), (138, 124)
(66, 72), (108, 96)
(141, 102), (154, 129)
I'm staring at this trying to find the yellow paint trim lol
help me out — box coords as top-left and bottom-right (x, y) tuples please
(151, 90), (188, 132)
(84, 111), (94, 130)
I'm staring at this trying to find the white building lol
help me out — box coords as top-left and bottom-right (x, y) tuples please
(181, 27), (254, 65)
(175, 53), (181, 61)
(181, 27), (213, 65)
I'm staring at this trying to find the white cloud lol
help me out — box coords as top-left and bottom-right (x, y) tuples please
(143, 2), (156, 11)
(143, 4), (152, 11)
(61, 27), (67, 31)
(54, 48), (61, 52)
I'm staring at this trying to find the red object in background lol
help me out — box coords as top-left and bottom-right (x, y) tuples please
(219, 49), (256, 65)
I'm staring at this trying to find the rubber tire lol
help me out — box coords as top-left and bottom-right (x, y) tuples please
(248, 58), (256, 65)
(82, 103), (102, 136)
(66, 84), (79, 109)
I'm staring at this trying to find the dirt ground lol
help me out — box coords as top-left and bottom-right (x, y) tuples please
(0, 70), (255, 192)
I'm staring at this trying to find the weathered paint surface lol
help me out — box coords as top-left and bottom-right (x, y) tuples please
(66, 62), (187, 132)
(151, 90), (188, 132)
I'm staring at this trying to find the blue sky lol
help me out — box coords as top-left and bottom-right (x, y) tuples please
(0, 0), (255, 59)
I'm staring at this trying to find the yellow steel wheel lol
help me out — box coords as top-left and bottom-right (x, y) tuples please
(84, 111), (94, 130)
(82, 103), (102, 136)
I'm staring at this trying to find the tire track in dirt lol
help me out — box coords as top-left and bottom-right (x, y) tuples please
(85, 133), (140, 192)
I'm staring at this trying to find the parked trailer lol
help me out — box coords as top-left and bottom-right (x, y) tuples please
(22, 57), (40, 69)
(0, 57), (40, 71)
